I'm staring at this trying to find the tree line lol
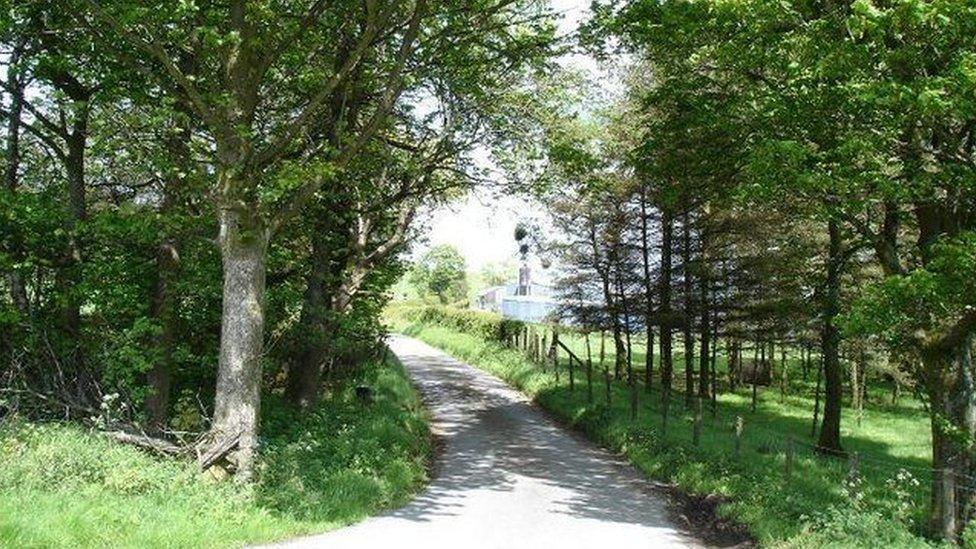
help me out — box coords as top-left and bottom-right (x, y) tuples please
(518, 0), (976, 540)
(0, 0), (555, 480)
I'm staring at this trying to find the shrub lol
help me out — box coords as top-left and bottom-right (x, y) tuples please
(0, 354), (430, 548)
(792, 505), (930, 548)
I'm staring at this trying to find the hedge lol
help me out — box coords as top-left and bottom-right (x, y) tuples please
(387, 305), (524, 343)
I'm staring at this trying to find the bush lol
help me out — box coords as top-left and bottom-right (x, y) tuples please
(791, 505), (931, 548)
(0, 354), (430, 548)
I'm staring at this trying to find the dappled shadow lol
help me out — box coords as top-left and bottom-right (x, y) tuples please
(268, 336), (748, 548)
(545, 335), (933, 481)
(381, 335), (704, 543)
(531, 339), (937, 534)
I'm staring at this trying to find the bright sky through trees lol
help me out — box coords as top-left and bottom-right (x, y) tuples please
(420, 0), (609, 276)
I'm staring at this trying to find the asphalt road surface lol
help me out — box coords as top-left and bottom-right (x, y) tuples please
(267, 335), (702, 549)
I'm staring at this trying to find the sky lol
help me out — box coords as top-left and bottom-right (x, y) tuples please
(414, 0), (605, 280)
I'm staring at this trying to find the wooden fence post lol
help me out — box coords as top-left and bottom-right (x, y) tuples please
(785, 437), (794, 480)
(846, 452), (860, 498)
(942, 468), (956, 543)
(693, 397), (702, 446)
(552, 331), (560, 382)
(569, 356), (575, 391)
(734, 416), (744, 458)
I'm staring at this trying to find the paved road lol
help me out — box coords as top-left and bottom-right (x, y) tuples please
(270, 335), (701, 549)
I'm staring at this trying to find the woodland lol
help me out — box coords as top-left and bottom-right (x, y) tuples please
(2, 0), (976, 546)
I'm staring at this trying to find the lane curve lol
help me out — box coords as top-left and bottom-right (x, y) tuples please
(267, 335), (701, 549)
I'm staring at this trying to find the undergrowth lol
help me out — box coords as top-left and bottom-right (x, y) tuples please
(390, 312), (948, 548)
(0, 355), (430, 548)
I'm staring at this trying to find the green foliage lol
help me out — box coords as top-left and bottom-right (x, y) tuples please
(1, 0), (558, 432)
(476, 261), (516, 289)
(387, 304), (524, 343)
(844, 232), (976, 350)
(257, 359), (430, 522)
(0, 355), (430, 548)
(408, 245), (469, 304)
(394, 309), (938, 547)
(792, 506), (931, 549)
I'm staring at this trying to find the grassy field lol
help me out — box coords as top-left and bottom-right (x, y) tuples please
(388, 308), (947, 548)
(0, 356), (430, 548)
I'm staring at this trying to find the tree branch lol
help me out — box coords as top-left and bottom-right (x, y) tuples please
(81, 0), (222, 131)
(253, 1), (390, 170)
(268, 0), (428, 234)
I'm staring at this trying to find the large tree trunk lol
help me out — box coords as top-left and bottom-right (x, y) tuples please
(145, 100), (193, 429)
(817, 217), (843, 454)
(145, 239), (179, 429)
(913, 199), (976, 540)
(285, 232), (332, 408)
(4, 42), (29, 315)
(925, 334), (976, 541)
(57, 103), (90, 376)
(211, 207), (268, 482)
(145, 55), (196, 430)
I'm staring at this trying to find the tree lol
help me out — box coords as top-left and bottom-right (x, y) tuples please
(0, 0), (557, 481)
(593, 0), (976, 537)
(478, 261), (516, 288)
(410, 244), (468, 305)
(67, 0), (555, 479)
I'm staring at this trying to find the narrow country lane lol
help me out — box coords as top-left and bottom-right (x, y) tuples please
(268, 335), (703, 549)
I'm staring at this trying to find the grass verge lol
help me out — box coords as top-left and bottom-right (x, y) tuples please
(0, 355), (430, 548)
(391, 314), (943, 548)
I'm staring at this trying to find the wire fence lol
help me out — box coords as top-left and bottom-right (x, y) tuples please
(497, 323), (966, 542)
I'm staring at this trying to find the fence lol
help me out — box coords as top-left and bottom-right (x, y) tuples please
(496, 321), (963, 543)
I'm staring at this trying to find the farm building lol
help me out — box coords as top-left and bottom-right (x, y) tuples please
(473, 264), (560, 323)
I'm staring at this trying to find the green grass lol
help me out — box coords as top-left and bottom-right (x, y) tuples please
(389, 312), (948, 548)
(0, 356), (430, 548)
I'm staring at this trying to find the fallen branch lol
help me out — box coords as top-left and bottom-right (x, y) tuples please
(103, 429), (185, 456)
(197, 429), (243, 471)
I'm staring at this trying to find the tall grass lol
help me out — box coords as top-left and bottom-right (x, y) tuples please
(390, 313), (948, 548)
(0, 356), (430, 548)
